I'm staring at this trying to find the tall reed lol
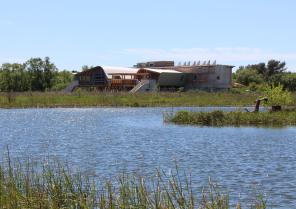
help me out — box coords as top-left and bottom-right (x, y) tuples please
(168, 110), (296, 127)
(0, 155), (268, 209)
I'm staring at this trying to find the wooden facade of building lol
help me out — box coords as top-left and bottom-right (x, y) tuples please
(74, 66), (108, 90)
(74, 67), (149, 91)
(108, 73), (149, 90)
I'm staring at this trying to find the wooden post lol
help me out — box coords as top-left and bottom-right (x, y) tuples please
(254, 97), (268, 112)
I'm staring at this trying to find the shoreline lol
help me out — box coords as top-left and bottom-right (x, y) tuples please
(0, 91), (295, 109)
(0, 91), (267, 108)
(0, 104), (258, 109)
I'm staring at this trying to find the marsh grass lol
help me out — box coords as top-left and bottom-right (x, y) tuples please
(0, 155), (268, 209)
(0, 91), (268, 108)
(168, 110), (296, 127)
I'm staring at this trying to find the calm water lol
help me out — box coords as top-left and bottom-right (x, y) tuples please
(0, 107), (295, 208)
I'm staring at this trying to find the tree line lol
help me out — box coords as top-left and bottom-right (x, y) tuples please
(233, 59), (296, 91)
(0, 57), (73, 92)
(1, 57), (296, 92)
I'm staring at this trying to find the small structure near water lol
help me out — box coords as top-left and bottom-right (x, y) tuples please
(65, 61), (234, 92)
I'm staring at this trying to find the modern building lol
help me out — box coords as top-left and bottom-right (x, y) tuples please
(174, 64), (234, 90)
(135, 61), (234, 91)
(64, 61), (234, 92)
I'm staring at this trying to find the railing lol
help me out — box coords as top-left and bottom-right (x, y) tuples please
(129, 80), (151, 93)
(111, 79), (138, 86)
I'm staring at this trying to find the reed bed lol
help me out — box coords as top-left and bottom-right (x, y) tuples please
(0, 155), (268, 209)
(168, 110), (296, 127)
(0, 91), (265, 108)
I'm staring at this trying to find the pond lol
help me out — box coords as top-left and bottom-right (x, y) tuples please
(0, 107), (295, 208)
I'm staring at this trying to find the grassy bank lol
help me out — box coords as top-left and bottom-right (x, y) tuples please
(0, 90), (275, 108)
(168, 110), (296, 127)
(0, 157), (267, 209)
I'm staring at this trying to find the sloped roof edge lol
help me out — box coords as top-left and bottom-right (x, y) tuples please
(138, 68), (181, 74)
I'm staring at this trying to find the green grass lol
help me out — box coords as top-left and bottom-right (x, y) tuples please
(168, 110), (296, 127)
(0, 155), (268, 209)
(0, 90), (280, 108)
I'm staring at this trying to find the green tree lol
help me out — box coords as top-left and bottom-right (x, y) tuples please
(43, 57), (57, 90)
(0, 63), (29, 91)
(280, 73), (296, 91)
(236, 68), (264, 86)
(25, 57), (57, 91)
(248, 62), (266, 75)
(269, 73), (296, 91)
(267, 59), (286, 74)
(0, 57), (76, 92)
(52, 70), (73, 90)
(238, 60), (286, 82)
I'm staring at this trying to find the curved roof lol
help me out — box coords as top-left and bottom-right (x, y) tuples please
(102, 66), (139, 78)
(102, 66), (138, 74)
(75, 66), (104, 76)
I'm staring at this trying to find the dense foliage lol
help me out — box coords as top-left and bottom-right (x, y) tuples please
(0, 57), (73, 92)
(169, 110), (296, 127)
(263, 84), (293, 106)
(234, 59), (296, 91)
(236, 68), (264, 86)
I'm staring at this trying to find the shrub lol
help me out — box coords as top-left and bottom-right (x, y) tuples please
(169, 110), (296, 127)
(263, 84), (293, 106)
(236, 68), (264, 86)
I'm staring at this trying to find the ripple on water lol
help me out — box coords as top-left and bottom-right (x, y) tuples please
(0, 107), (295, 208)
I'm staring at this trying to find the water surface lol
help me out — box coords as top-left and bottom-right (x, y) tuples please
(0, 107), (295, 208)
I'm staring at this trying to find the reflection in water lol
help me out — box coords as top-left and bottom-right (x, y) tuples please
(0, 107), (295, 208)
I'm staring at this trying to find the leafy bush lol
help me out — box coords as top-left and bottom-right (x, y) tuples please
(236, 68), (264, 86)
(268, 73), (296, 91)
(263, 84), (293, 106)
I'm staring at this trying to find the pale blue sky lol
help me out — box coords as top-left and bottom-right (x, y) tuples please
(0, 0), (296, 71)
